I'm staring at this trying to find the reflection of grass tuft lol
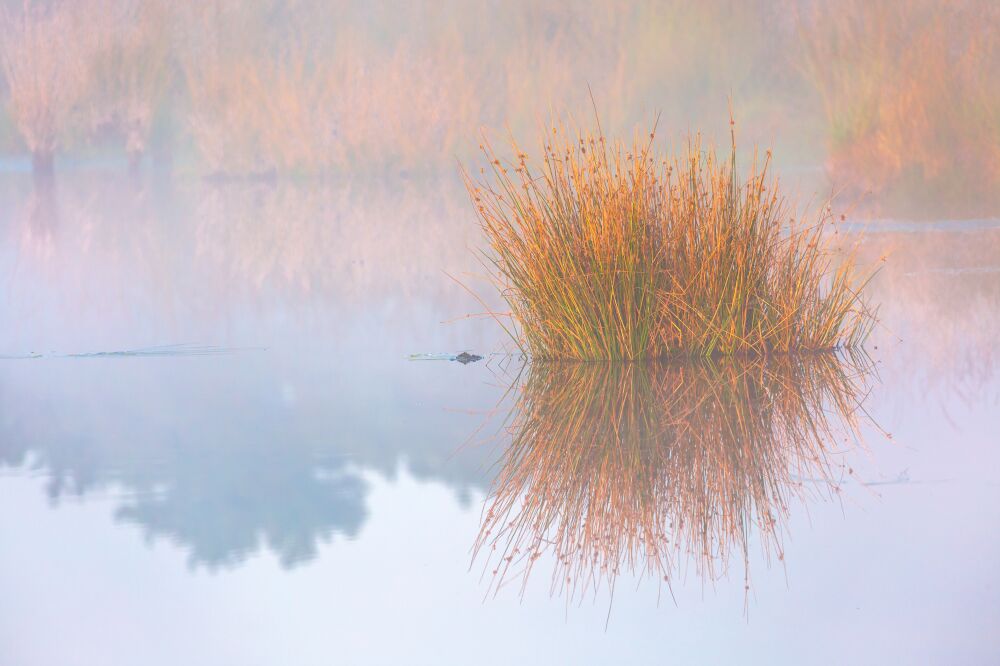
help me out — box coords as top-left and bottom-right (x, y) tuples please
(474, 353), (874, 603)
(465, 118), (876, 360)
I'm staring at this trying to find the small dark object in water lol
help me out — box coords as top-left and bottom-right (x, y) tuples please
(407, 351), (483, 363)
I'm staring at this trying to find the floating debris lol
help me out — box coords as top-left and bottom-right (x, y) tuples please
(0, 345), (258, 359)
(408, 351), (483, 364)
(66, 344), (240, 358)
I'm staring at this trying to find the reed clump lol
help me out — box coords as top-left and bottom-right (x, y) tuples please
(466, 119), (876, 360)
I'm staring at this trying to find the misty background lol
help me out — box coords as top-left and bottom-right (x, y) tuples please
(0, 0), (997, 217)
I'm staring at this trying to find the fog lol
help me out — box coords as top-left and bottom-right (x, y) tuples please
(0, 0), (997, 216)
(1, 3), (998, 665)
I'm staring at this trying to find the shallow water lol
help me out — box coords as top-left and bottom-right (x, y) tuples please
(1, 172), (998, 665)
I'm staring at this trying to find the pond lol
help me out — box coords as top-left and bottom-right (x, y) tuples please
(1, 171), (998, 665)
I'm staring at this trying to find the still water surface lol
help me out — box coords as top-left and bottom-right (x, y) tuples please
(1, 172), (998, 665)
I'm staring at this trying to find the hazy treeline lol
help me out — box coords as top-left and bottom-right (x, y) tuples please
(0, 0), (997, 212)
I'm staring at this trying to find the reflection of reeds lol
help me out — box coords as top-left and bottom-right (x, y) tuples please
(474, 353), (872, 603)
(467, 120), (875, 359)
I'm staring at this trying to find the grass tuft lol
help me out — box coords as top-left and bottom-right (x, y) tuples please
(464, 117), (877, 360)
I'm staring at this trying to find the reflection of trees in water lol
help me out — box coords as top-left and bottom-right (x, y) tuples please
(2, 174), (183, 335)
(8, 177), (59, 263)
(474, 354), (873, 603)
(188, 177), (476, 308)
(0, 175), (485, 335)
(0, 370), (369, 571)
(0, 336), (495, 571)
(24, 177), (60, 237)
(0, 173), (496, 571)
(113, 450), (365, 570)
